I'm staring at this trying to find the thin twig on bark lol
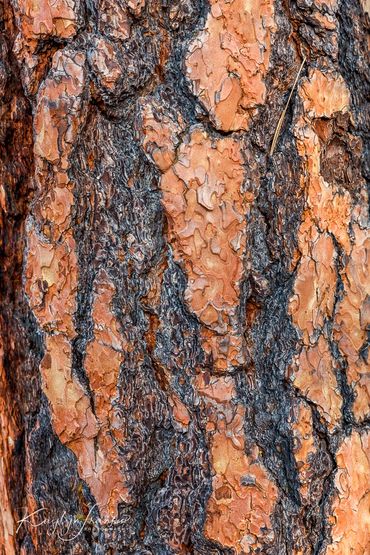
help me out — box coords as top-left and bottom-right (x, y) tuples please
(270, 56), (307, 156)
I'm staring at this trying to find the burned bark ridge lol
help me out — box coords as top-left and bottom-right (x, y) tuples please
(0, 0), (369, 553)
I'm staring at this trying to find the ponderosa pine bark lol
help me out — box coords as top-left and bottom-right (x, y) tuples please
(0, 0), (369, 553)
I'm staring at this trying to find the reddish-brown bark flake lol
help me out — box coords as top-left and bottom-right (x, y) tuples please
(140, 107), (252, 370)
(334, 222), (370, 422)
(194, 373), (277, 552)
(0, 342), (17, 555)
(327, 431), (370, 554)
(160, 129), (249, 370)
(289, 400), (317, 504)
(289, 68), (369, 430)
(12, 0), (83, 94)
(83, 271), (129, 519)
(185, 0), (275, 131)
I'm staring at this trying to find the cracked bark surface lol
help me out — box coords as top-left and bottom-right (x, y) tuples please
(0, 0), (369, 553)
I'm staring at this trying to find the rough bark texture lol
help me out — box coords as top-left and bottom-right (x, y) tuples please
(0, 0), (369, 553)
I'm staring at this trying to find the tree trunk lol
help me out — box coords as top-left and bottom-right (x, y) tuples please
(0, 0), (369, 553)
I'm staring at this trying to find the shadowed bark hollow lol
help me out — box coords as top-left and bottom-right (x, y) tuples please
(0, 0), (369, 553)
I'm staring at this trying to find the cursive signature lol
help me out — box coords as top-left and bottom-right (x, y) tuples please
(16, 504), (97, 542)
